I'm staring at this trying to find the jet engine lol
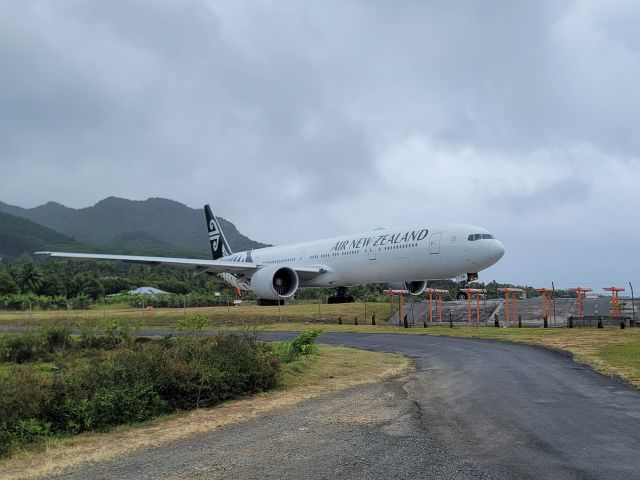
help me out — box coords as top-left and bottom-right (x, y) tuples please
(388, 281), (428, 295)
(250, 265), (299, 300)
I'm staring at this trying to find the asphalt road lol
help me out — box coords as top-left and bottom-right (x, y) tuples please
(47, 332), (640, 479)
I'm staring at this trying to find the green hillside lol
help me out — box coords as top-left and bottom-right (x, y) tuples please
(0, 211), (87, 258)
(0, 197), (268, 257)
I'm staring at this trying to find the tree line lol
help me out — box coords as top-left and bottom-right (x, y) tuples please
(0, 257), (577, 310)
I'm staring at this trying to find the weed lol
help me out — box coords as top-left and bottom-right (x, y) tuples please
(276, 330), (322, 363)
(177, 313), (209, 334)
(41, 326), (72, 352)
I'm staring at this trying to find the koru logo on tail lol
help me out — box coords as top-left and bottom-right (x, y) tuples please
(209, 219), (221, 251)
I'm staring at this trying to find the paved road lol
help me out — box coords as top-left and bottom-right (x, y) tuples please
(48, 333), (640, 479)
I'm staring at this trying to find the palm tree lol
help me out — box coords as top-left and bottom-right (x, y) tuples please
(17, 263), (43, 293)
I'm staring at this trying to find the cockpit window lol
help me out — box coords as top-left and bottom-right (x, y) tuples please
(468, 233), (494, 241)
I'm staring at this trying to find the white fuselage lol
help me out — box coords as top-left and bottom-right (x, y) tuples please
(221, 223), (505, 290)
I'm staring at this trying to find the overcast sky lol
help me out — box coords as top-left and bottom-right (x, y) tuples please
(1, 0), (639, 291)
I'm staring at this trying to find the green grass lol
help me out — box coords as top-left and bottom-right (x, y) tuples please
(0, 301), (391, 328)
(597, 342), (640, 386)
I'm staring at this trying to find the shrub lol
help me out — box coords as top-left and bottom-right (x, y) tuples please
(104, 318), (132, 346)
(156, 335), (280, 409)
(0, 328), (73, 363)
(41, 325), (72, 352)
(78, 322), (105, 349)
(177, 313), (209, 334)
(0, 334), (281, 457)
(15, 418), (52, 444)
(0, 365), (53, 456)
(276, 330), (322, 363)
(0, 332), (44, 363)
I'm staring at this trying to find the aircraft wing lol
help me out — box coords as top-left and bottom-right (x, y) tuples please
(35, 251), (329, 278)
(35, 251), (259, 275)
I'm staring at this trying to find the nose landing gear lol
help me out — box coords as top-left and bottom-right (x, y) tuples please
(456, 273), (479, 300)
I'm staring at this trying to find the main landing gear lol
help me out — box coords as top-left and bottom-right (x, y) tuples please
(257, 298), (285, 306)
(327, 287), (355, 304)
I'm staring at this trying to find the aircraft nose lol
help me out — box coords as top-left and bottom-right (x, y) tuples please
(487, 239), (505, 263)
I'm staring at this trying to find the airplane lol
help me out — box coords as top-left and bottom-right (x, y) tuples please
(36, 204), (505, 304)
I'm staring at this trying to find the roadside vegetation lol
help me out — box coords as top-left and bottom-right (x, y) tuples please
(0, 322), (327, 458)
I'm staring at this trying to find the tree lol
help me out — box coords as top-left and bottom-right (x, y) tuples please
(39, 272), (67, 296)
(0, 270), (20, 295)
(17, 263), (42, 293)
(102, 277), (131, 295)
(83, 276), (105, 299)
(70, 273), (104, 299)
(157, 279), (190, 294)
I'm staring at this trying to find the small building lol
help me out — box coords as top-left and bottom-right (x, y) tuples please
(127, 286), (171, 295)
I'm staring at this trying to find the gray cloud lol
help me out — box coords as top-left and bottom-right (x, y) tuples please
(489, 178), (591, 214)
(1, 0), (639, 289)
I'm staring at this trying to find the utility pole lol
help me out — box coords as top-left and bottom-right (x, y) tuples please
(630, 282), (636, 324)
(552, 281), (557, 325)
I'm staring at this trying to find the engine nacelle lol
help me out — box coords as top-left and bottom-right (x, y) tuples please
(250, 265), (299, 300)
(388, 281), (428, 295)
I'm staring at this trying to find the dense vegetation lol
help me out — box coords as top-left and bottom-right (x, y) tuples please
(0, 257), (233, 307)
(0, 324), (315, 457)
(0, 211), (89, 258)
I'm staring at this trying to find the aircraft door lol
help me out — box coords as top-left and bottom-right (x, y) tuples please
(369, 248), (376, 260)
(429, 232), (442, 254)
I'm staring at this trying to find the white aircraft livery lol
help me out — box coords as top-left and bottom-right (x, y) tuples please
(37, 204), (505, 302)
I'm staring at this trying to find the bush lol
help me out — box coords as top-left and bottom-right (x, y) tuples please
(42, 325), (72, 352)
(0, 333), (281, 456)
(104, 318), (133, 346)
(78, 322), (105, 349)
(177, 313), (209, 334)
(0, 365), (53, 456)
(0, 332), (44, 363)
(0, 327), (73, 363)
(276, 330), (322, 363)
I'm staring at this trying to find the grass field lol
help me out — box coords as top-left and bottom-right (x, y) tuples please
(0, 344), (410, 480)
(0, 301), (391, 328)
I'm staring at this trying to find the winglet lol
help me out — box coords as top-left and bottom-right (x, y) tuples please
(204, 204), (232, 260)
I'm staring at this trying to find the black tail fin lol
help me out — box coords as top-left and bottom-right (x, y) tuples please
(204, 204), (232, 260)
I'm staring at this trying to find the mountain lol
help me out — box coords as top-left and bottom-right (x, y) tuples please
(0, 197), (268, 258)
(0, 211), (89, 258)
